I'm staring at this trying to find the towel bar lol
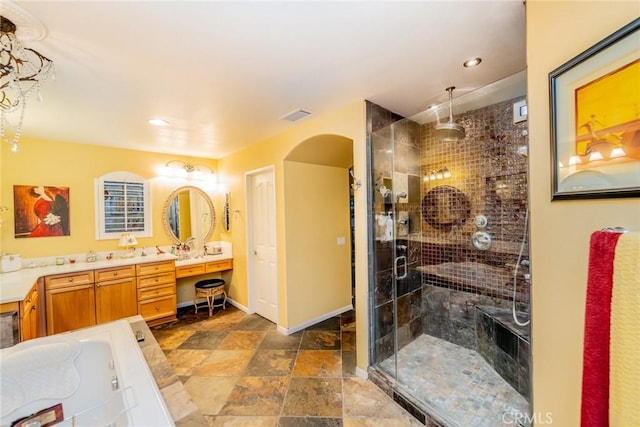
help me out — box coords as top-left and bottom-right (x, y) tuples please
(601, 227), (627, 233)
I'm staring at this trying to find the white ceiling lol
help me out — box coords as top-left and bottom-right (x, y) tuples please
(5, 0), (526, 159)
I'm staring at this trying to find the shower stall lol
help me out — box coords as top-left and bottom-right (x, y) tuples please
(367, 71), (531, 426)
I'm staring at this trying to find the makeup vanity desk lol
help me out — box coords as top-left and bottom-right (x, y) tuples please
(174, 256), (233, 279)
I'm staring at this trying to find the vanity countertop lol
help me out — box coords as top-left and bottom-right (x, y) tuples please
(0, 254), (178, 304)
(174, 253), (233, 267)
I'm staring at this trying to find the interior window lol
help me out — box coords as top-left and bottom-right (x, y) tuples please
(95, 171), (152, 239)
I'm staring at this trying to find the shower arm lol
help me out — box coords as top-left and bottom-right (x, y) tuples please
(446, 86), (455, 123)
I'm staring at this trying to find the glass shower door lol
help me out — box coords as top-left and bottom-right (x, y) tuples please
(370, 116), (423, 387)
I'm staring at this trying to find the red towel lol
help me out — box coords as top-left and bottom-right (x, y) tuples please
(581, 230), (623, 427)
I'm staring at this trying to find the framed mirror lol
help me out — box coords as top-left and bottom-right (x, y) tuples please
(162, 186), (216, 245)
(421, 185), (470, 231)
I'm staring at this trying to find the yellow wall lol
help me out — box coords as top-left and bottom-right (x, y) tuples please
(527, 3), (640, 425)
(0, 137), (219, 257)
(218, 101), (369, 368)
(284, 161), (352, 327)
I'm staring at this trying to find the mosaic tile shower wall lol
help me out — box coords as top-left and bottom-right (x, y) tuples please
(419, 96), (530, 349)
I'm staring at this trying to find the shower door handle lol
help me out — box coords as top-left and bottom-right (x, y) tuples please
(394, 255), (408, 279)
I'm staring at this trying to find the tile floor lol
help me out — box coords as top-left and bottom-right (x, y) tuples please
(150, 306), (422, 426)
(379, 334), (529, 427)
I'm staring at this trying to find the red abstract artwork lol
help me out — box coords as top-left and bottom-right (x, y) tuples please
(13, 185), (70, 238)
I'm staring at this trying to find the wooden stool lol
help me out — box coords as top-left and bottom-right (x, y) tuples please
(194, 278), (226, 317)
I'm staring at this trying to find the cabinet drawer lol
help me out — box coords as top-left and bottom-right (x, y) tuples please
(137, 284), (175, 300)
(205, 259), (233, 273)
(138, 294), (176, 321)
(175, 264), (205, 278)
(95, 276), (135, 288)
(45, 271), (94, 290)
(136, 261), (175, 277)
(95, 265), (135, 282)
(137, 271), (176, 289)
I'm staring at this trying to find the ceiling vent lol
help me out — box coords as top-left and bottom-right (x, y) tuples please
(281, 108), (312, 122)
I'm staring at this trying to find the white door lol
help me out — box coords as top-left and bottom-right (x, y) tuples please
(248, 168), (278, 323)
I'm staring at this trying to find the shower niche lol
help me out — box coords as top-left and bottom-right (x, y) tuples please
(367, 70), (531, 427)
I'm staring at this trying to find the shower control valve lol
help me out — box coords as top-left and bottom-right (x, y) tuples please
(471, 231), (492, 251)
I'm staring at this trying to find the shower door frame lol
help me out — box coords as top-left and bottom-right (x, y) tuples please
(367, 121), (403, 385)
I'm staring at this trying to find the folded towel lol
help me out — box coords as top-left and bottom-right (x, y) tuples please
(0, 335), (81, 416)
(581, 230), (622, 427)
(609, 232), (640, 426)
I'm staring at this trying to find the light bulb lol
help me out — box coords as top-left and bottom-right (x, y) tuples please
(588, 151), (603, 162)
(568, 155), (582, 166)
(610, 147), (626, 158)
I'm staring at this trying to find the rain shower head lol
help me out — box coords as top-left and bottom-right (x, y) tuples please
(435, 86), (465, 141)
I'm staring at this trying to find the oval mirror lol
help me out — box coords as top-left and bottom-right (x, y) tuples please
(162, 186), (216, 245)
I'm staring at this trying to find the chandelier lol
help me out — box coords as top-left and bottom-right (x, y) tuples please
(1, 15), (54, 152)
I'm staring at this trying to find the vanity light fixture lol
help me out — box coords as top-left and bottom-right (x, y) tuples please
(1, 12), (55, 153)
(160, 160), (216, 183)
(424, 167), (451, 182)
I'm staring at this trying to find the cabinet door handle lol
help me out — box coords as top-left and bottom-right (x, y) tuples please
(31, 305), (37, 311)
(68, 278), (74, 282)
(155, 306), (160, 311)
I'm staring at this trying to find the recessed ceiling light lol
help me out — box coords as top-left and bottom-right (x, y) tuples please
(463, 57), (482, 68)
(148, 118), (169, 127)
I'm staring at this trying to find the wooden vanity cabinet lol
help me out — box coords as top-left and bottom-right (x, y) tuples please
(20, 283), (39, 341)
(95, 265), (137, 324)
(45, 271), (96, 335)
(136, 260), (176, 326)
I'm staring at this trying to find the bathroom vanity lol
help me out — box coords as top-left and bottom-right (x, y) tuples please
(0, 247), (234, 347)
(1, 257), (179, 341)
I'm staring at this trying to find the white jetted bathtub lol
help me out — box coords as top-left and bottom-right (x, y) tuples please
(0, 319), (174, 426)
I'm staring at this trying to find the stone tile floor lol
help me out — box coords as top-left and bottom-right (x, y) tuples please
(151, 306), (422, 426)
(379, 334), (530, 427)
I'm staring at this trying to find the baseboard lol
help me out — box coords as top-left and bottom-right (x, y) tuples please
(277, 304), (353, 335)
(226, 298), (249, 313)
(355, 367), (368, 380)
(177, 297), (249, 313)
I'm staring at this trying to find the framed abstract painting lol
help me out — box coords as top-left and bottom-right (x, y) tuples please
(14, 185), (70, 238)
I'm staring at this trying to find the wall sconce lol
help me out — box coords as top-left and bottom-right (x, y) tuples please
(350, 169), (362, 191)
(160, 160), (216, 183)
(424, 167), (451, 182)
